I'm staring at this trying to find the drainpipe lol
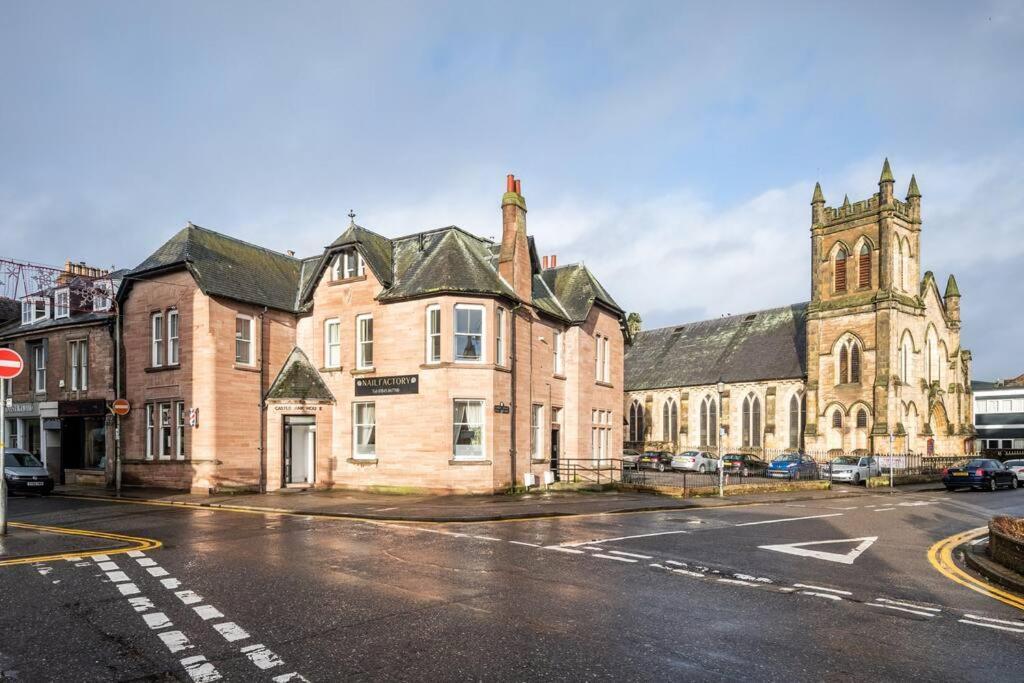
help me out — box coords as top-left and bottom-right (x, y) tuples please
(114, 308), (122, 496)
(258, 307), (267, 493)
(509, 302), (523, 489)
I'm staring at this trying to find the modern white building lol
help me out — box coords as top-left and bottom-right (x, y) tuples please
(973, 376), (1024, 453)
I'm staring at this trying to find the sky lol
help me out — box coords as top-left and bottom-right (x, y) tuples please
(1, 1), (1022, 380)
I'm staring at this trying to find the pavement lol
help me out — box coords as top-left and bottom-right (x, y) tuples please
(2, 484), (1022, 681)
(49, 481), (874, 522)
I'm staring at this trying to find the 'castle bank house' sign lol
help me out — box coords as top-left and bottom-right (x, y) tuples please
(354, 375), (419, 397)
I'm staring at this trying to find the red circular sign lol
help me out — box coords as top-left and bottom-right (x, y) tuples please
(0, 348), (24, 380)
(111, 398), (131, 416)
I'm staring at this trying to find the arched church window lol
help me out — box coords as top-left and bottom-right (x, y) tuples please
(896, 238), (905, 290)
(859, 243), (871, 288)
(742, 394), (761, 448)
(856, 409), (868, 429)
(788, 394), (803, 449)
(838, 346), (849, 384)
(700, 396), (718, 447)
(850, 344), (861, 383)
(832, 410), (843, 429)
(662, 398), (678, 442)
(835, 247), (848, 293)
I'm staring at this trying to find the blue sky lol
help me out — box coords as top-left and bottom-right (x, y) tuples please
(2, 1), (1022, 379)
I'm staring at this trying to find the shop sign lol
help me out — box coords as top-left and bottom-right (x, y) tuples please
(354, 374), (419, 397)
(43, 418), (62, 430)
(6, 402), (37, 415)
(58, 399), (108, 417)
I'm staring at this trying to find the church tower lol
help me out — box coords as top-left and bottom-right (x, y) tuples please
(803, 159), (966, 454)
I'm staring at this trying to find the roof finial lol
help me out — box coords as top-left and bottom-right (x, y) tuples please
(811, 182), (825, 205)
(879, 158), (894, 184)
(347, 209), (356, 226)
(906, 174), (921, 199)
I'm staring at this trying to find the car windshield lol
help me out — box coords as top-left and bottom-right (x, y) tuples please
(723, 455), (743, 461)
(961, 459), (988, 468)
(775, 455), (800, 463)
(4, 451), (43, 468)
(679, 451), (699, 457)
(832, 456), (858, 465)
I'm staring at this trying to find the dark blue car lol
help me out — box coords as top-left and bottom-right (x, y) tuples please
(767, 454), (818, 480)
(942, 458), (1018, 492)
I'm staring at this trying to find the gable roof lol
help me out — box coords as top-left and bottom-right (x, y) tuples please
(128, 224), (302, 313)
(537, 263), (623, 323)
(625, 303), (808, 391)
(265, 347), (335, 402)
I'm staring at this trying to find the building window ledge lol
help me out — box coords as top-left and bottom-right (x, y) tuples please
(346, 457), (378, 465)
(330, 275), (368, 286)
(531, 458), (548, 463)
(553, 374), (566, 381)
(448, 459), (491, 466)
(145, 364), (180, 374)
(350, 367), (376, 376)
(233, 364), (260, 373)
(319, 366), (344, 373)
(595, 380), (614, 388)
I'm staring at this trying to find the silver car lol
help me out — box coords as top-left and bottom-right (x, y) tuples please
(3, 448), (54, 495)
(671, 450), (720, 473)
(1004, 459), (1024, 482)
(825, 455), (880, 485)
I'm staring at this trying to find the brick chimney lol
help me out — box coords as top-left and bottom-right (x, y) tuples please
(498, 174), (531, 302)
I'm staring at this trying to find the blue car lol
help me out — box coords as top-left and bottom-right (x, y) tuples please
(767, 454), (818, 480)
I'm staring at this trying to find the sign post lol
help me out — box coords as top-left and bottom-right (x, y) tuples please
(888, 432), (894, 495)
(0, 348), (26, 535)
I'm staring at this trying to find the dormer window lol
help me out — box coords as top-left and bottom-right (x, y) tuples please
(54, 288), (70, 319)
(21, 297), (49, 325)
(332, 249), (365, 280)
(93, 280), (113, 312)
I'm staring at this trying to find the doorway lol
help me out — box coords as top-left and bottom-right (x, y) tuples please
(550, 427), (560, 482)
(283, 416), (316, 485)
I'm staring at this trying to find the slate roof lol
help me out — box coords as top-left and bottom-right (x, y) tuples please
(0, 273), (125, 341)
(625, 303), (808, 391)
(265, 348), (335, 402)
(0, 298), (19, 326)
(128, 224), (303, 313)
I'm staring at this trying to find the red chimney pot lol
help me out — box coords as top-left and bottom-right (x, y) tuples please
(551, 254), (557, 267)
(506, 174), (516, 192)
(515, 179), (522, 195)
(542, 255), (549, 269)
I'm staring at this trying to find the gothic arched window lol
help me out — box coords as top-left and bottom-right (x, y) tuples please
(788, 393), (804, 449)
(835, 247), (848, 293)
(628, 400), (644, 443)
(742, 394), (761, 448)
(832, 410), (843, 429)
(850, 344), (861, 383)
(662, 398), (678, 443)
(859, 243), (871, 288)
(700, 395), (717, 447)
(856, 409), (868, 429)
(839, 345), (849, 384)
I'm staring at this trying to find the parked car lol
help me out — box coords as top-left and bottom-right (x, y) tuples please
(767, 454), (818, 480)
(721, 453), (768, 477)
(621, 449), (642, 466)
(942, 459), (1019, 492)
(824, 455), (881, 485)
(3, 448), (54, 495)
(1003, 459), (1024, 482)
(671, 450), (720, 473)
(637, 451), (674, 472)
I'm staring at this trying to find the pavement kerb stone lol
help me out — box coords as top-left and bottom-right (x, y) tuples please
(964, 541), (1024, 598)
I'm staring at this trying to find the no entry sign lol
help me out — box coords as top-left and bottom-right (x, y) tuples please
(111, 398), (131, 416)
(0, 348), (24, 380)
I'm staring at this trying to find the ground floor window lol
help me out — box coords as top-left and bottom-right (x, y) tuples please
(531, 404), (543, 459)
(591, 409), (611, 465)
(145, 401), (186, 460)
(353, 402), (376, 459)
(453, 400), (485, 459)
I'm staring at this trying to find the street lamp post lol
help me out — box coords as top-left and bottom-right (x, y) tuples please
(717, 381), (725, 498)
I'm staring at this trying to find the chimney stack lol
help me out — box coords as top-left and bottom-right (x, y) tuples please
(550, 254), (557, 268)
(498, 173), (531, 302)
(542, 255), (549, 269)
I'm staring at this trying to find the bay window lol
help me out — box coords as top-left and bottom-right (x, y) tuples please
(495, 307), (506, 367)
(454, 304), (484, 363)
(426, 305), (441, 363)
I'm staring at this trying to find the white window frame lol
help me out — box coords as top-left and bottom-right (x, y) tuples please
(352, 401), (376, 460)
(356, 314), (374, 370)
(324, 318), (341, 368)
(426, 305), (441, 364)
(167, 309), (179, 365)
(453, 304), (485, 364)
(602, 337), (611, 383)
(54, 288), (70, 319)
(21, 296), (49, 325)
(70, 339), (88, 392)
(553, 329), (563, 375)
(175, 401), (185, 459)
(93, 280), (113, 312)
(595, 334), (604, 381)
(331, 255), (342, 280)
(145, 404), (155, 459)
(342, 250), (365, 279)
(32, 343), (46, 394)
(1013, 399), (1024, 413)
(531, 404), (544, 460)
(235, 315), (255, 366)
(151, 312), (164, 367)
(452, 399), (486, 460)
(158, 402), (172, 459)
(495, 307), (506, 367)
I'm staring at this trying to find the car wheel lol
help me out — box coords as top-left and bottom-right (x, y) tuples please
(1012, 478), (1019, 490)
(853, 473), (860, 486)
(742, 467), (750, 477)
(658, 463), (665, 472)
(988, 478), (997, 492)
(698, 465), (706, 474)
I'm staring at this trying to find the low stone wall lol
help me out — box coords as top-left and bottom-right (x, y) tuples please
(617, 480), (831, 498)
(988, 525), (1024, 575)
(866, 473), (941, 488)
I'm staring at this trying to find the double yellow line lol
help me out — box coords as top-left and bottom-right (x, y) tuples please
(927, 526), (1024, 612)
(0, 521), (162, 567)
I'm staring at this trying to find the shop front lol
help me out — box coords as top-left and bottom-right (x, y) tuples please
(58, 399), (111, 485)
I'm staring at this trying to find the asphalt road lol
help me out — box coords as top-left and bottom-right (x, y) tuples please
(2, 486), (1023, 682)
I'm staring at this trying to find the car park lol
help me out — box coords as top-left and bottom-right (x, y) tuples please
(767, 453), (818, 480)
(942, 458), (1019, 492)
(637, 451), (674, 472)
(824, 455), (881, 485)
(1003, 459), (1024, 482)
(671, 450), (719, 473)
(721, 453), (768, 477)
(3, 448), (54, 495)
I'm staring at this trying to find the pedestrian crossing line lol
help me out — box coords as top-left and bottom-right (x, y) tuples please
(241, 643), (285, 670)
(213, 621), (250, 643)
(180, 655), (223, 683)
(962, 614), (1024, 627)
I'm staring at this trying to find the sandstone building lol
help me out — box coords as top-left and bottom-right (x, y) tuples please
(117, 176), (625, 493)
(625, 161), (973, 456)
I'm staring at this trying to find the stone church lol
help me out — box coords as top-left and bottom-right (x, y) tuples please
(624, 160), (974, 456)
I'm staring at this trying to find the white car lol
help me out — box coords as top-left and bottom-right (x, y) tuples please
(1004, 459), (1024, 482)
(825, 455), (880, 485)
(671, 450), (720, 473)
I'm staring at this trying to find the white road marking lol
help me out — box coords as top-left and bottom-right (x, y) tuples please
(176, 590), (204, 605)
(105, 571), (131, 583)
(213, 622), (250, 642)
(665, 560), (687, 567)
(718, 578), (755, 586)
(735, 513), (844, 527)
(963, 614), (1024, 627)
(580, 546), (606, 551)
(734, 573), (773, 584)
(562, 529), (690, 545)
(608, 551), (654, 560)
(194, 605), (224, 621)
(969, 537), (989, 547)
(180, 655), (222, 683)
(592, 553), (638, 563)
(472, 535), (502, 542)
(272, 672), (309, 682)
(143, 612), (173, 630)
(508, 541), (540, 547)
(161, 578), (182, 589)
(793, 584), (852, 595)
(147, 566), (170, 577)
(65, 556), (83, 562)
(75, 562), (92, 567)
(759, 537), (878, 565)
(117, 583), (141, 596)
(136, 558), (158, 567)
(129, 597), (155, 612)
(873, 508), (896, 513)
(158, 630), (193, 653)
(958, 619), (1024, 634)
(241, 643), (284, 670)
(127, 550), (146, 558)
(875, 598), (940, 612)
(544, 546), (585, 554)
(97, 562), (119, 571)
(671, 568), (706, 578)
(90, 554), (111, 561)
(37, 567), (52, 576)
(799, 591), (842, 601)
(868, 603), (937, 618)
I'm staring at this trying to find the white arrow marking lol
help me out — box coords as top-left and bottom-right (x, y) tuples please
(758, 536), (878, 565)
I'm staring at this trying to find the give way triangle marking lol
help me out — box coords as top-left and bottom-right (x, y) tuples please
(758, 536), (878, 565)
